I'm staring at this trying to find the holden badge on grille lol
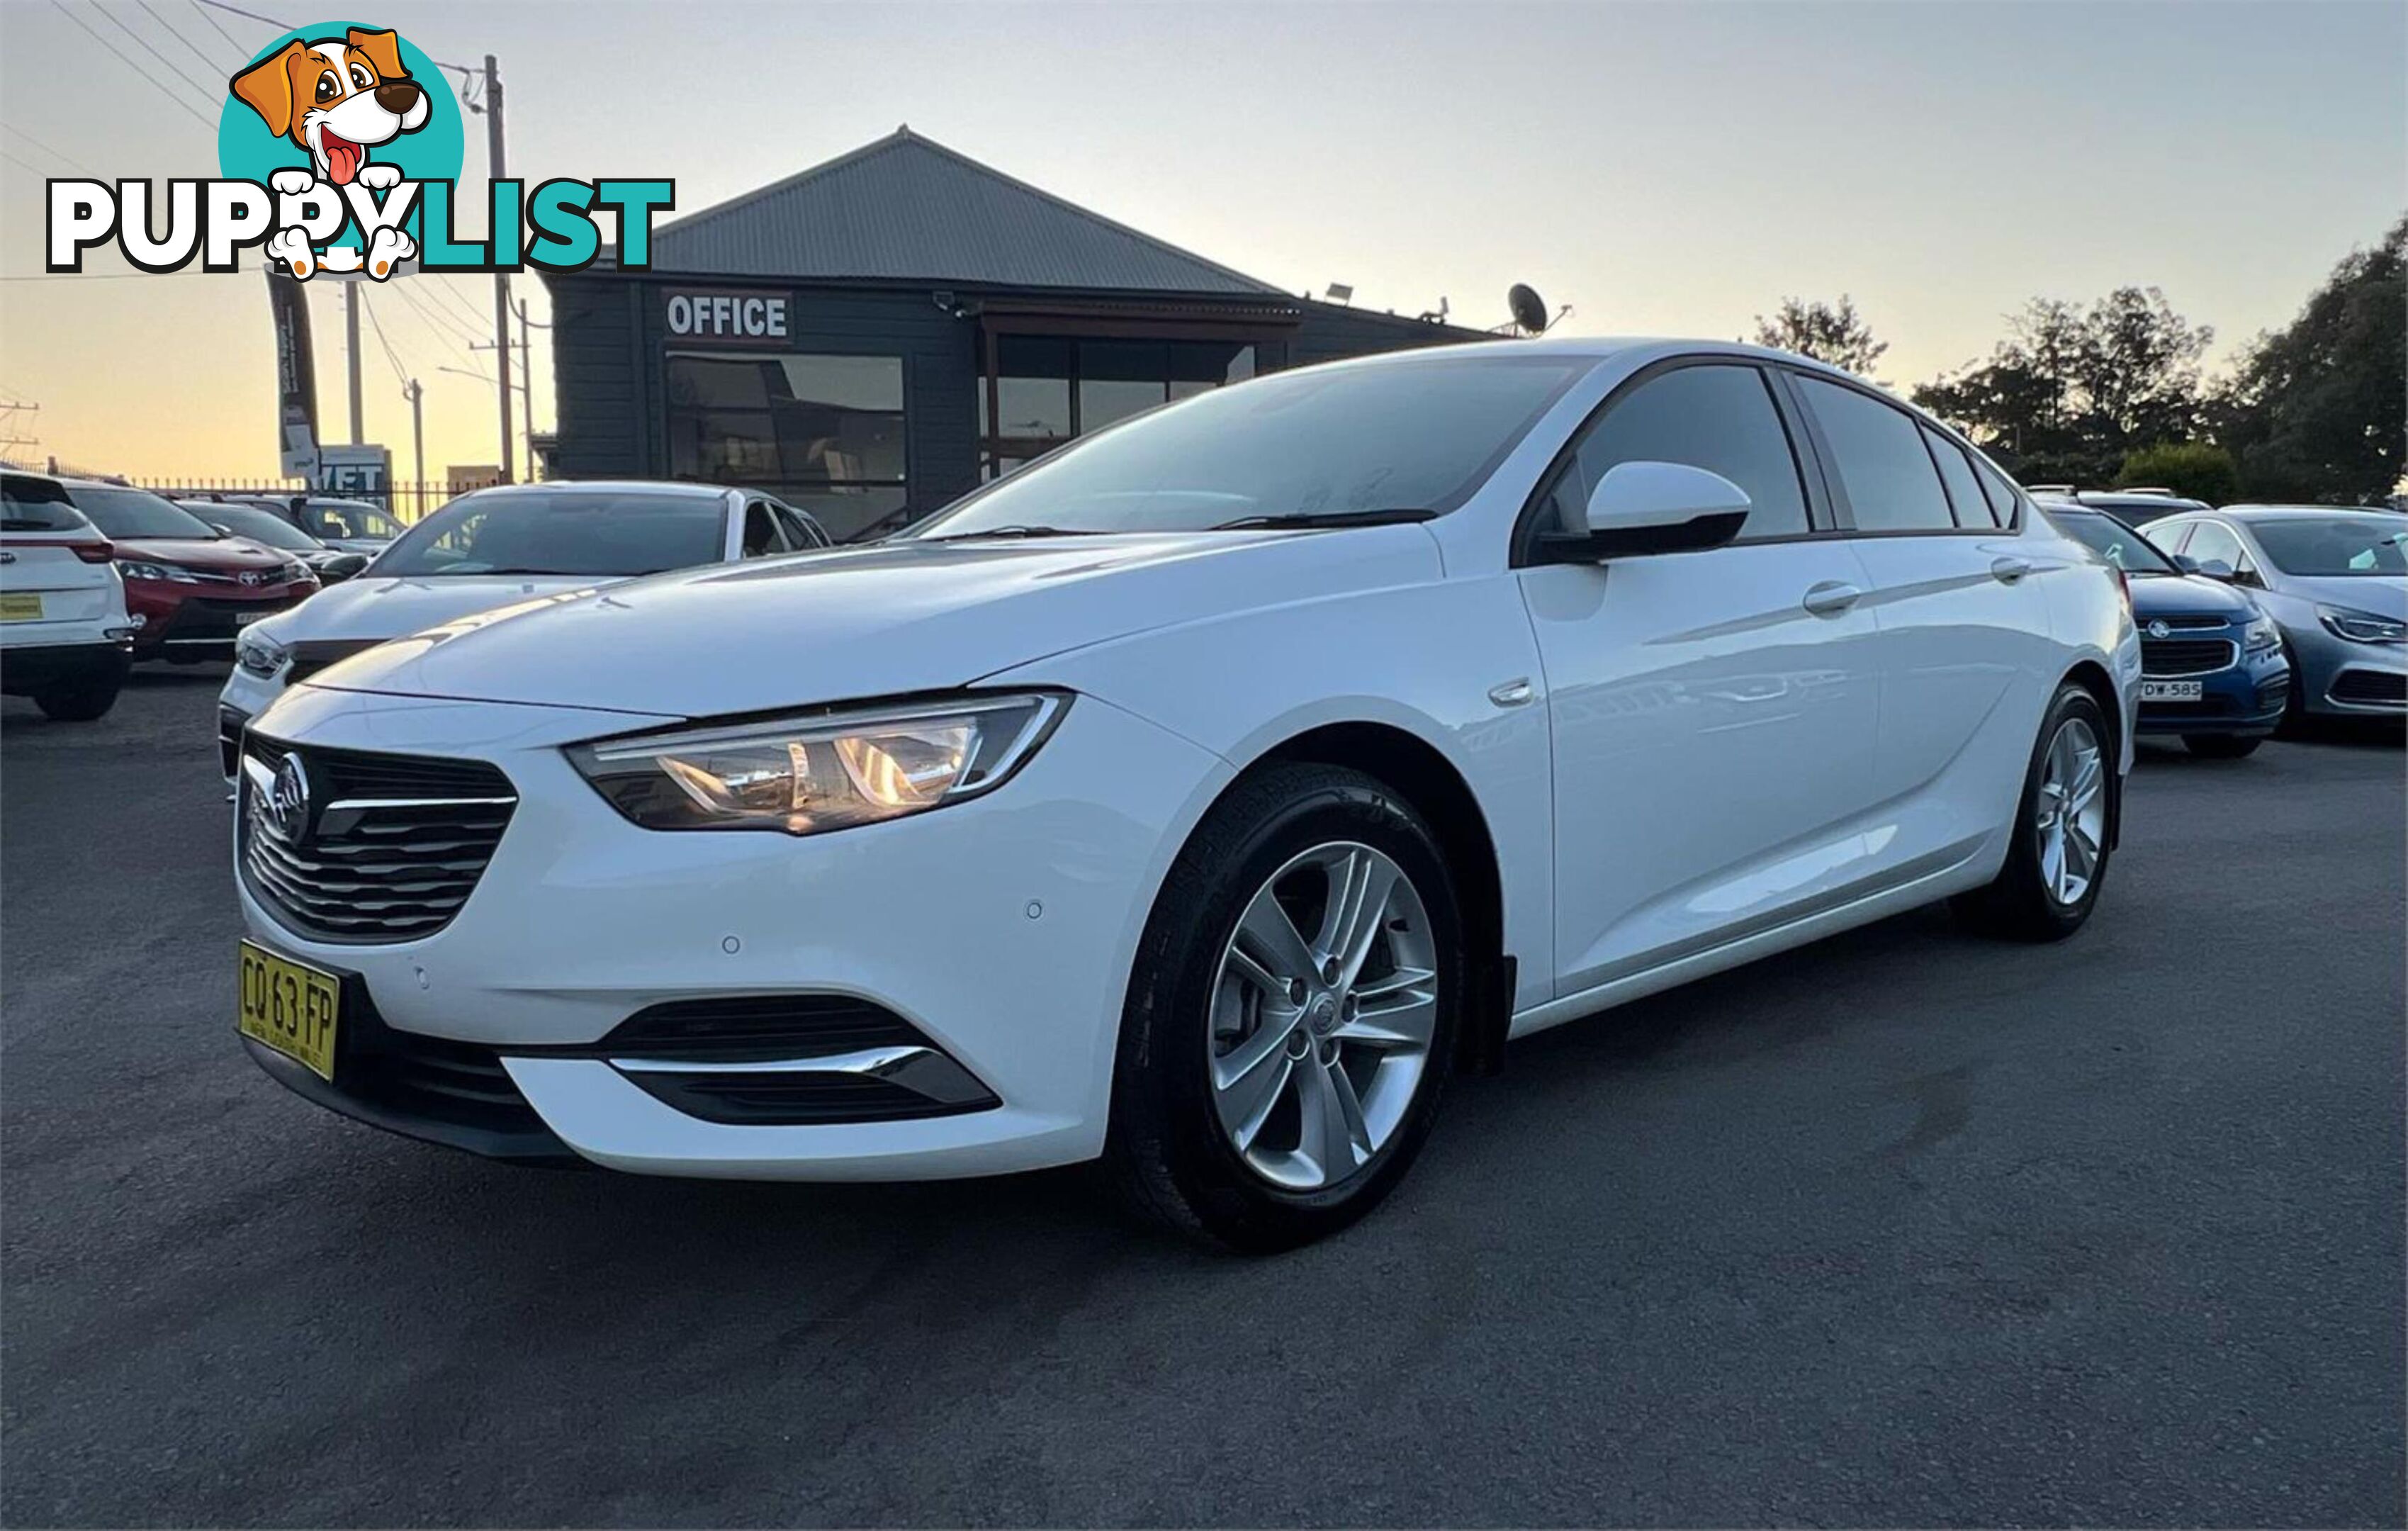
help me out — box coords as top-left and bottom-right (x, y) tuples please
(2147, 619), (2170, 639)
(266, 753), (312, 841)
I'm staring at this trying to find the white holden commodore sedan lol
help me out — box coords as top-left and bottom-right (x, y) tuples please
(233, 340), (2139, 1250)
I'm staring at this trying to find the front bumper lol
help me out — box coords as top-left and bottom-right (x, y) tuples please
(128, 584), (308, 661)
(2134, 649), (2288, 736)
(235, 684), (1230, 1180)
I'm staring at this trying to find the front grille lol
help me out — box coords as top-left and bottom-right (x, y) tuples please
(2141, 637), (2237, 678)
(2150, 614), (2231, 631)
(240, 739), (516, 943)
(622, 1070), (985, 1125)
(2330, 668), (2408, 706)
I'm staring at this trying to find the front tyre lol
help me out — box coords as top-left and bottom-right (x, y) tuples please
(1950, 683), (2112, 942)
(1105, 764), (1463, 1252)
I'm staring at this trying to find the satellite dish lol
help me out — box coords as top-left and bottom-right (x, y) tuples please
(1508, 283), (1550, 335)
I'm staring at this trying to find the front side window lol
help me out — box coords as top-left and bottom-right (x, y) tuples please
(2181, 521), (2249, 574)
(666, 352), (906, 542)
(2247, 516), (2408, 577)
(371, 488), (728, 578)
(1794, 376), (1956, 532)
(916, 354), (1586, 539)
(1543, 364), (1810, 540)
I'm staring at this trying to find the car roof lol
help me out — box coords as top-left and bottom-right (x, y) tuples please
(458, 479), (733, 500)
(2218, 504), (2402, 519)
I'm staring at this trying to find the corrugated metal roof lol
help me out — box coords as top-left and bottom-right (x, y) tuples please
(648, 128), (1285, 296)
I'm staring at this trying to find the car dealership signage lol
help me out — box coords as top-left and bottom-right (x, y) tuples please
(665, 289), (789, 344)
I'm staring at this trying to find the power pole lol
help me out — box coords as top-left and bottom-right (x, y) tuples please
(513, 296), (534, 478)
(479, 53), (514, 483)
(344, 281), (365, 442)
(0, 396), (39, 456)
(403, 378), (424, 518)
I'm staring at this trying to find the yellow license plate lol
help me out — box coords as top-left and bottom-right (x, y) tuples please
(0, 593), (43, 622)
(237, 941), (341, 1082)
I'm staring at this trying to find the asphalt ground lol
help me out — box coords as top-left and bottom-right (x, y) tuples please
(3, 668), (2401, 1526)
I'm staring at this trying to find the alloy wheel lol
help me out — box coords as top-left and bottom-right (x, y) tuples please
(2034, 716), (2106, 906)
(1207, 841), (1439, 1190)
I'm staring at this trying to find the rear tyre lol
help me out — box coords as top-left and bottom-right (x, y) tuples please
(1103, 764), (1463, 1252)
(33, 669), (124, 722)
(1950, 682), (2112, 943)
(2183, 733), (2263, 759)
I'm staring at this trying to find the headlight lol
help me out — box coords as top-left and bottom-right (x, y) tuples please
(568, 692), (1069, 835)
(2317, 604), (2406, 644)
(118, 559), (197, 584)
(2244, 615), (2282, 654)
(235, 631), (290, 678)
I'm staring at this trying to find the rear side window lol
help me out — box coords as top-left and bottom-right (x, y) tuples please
(1795, 376), (1956, 532)
(1974, 459), (2022, 525)
(1553, 364), (1811, 539)
(1, 475), (92, 532)
(1921, 427), (1995, 527)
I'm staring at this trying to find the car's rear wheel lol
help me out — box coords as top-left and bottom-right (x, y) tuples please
(2183, 733), (2263, 759)
(1104, 764), (1463, 1252)
(33, 669), (124, 722)
(1951, 683), (2111, 942)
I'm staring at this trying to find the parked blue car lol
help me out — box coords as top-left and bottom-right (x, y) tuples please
(2043, 503), (2289, 758)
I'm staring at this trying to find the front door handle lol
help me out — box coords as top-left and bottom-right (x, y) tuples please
(1990, 556), (2034, 584)
(1801, 581), (1861, 617)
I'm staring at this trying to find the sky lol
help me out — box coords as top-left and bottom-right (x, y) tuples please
(1, 0), (2401, 484)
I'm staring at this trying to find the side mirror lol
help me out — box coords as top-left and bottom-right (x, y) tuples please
(2170, 553), (2202, 574)
(2194, 558), (2236, 581)
(1536, 461), (1752, 563)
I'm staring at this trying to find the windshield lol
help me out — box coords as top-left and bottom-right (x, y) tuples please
(1, 475), (96, 532)
(313, 501), (404, 541)
(2247, 516), (2408, 577)
(64, 485), (221, 540)
(197, 505), (323, 551)
(908, 354), (1588, 539)
(2049, 507), (2179, 574)
(370, 488), (728, 578)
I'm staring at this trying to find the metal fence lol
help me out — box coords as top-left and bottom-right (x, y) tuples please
(121, 479), (490, 526)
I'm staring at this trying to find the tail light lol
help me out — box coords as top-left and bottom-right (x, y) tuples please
(67, 541), (116, 563)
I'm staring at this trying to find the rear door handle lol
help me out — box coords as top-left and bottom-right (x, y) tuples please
(1801, 581), (1861, 617)
(1991, 556), (2034, 583)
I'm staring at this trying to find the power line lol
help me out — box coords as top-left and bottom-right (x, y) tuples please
(47, 1), (218, 129)
(192, 0), (288, 31)
(359, 287), (412, 386)
(137, 0), (240, 73)
(88, 1), (229, 111)
(186, 0), (247, 56)
(3, 123), (104, 178)
(1, 150), (47, 177)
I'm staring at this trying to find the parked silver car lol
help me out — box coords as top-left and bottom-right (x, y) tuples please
(2146, 505), (2406, 719)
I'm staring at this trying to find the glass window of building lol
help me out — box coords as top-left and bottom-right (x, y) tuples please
(665, 354), (906, 542)
(979, 335), (1257, 480)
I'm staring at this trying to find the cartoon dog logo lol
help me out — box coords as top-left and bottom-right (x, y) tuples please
(230, 28), (427, 278)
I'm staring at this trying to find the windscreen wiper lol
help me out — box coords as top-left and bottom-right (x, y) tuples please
(919, 525), (1104, 542)
(1210, 507), (1437, 531)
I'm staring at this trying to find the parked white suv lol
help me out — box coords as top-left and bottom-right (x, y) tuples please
(232, 340), (2140, 1248)
(1, 471), (135, 721)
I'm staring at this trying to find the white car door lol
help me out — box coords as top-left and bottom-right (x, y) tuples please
(1785, 374), (2059, 877)
(1515, 361), (1883, 997)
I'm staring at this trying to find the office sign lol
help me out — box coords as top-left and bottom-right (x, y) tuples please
(665, 288), (789, 344)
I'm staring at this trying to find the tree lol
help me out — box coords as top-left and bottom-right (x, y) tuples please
(2212, 215), (2406, 505)
(1911, 287), (2213, 483)
(1752, 296), (1889, 380)
(2117, 442), (2239, 505)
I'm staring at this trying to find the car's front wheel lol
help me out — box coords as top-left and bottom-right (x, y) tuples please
(1951, 682), (2112, 942)
(1105, 764), (1463, 1252)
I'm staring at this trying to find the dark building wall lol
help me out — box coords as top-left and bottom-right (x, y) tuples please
(542, 277), (1491, 517)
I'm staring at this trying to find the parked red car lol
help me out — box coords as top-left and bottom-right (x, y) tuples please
(57, 481), (318, 662)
